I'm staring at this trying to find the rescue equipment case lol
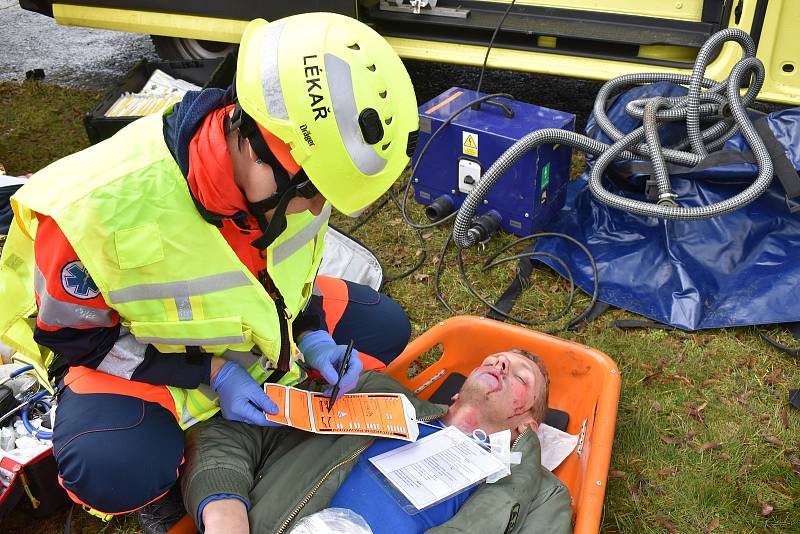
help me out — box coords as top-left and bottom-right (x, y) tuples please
(0, 447), (71, 520)
(83, 54), (236, 144)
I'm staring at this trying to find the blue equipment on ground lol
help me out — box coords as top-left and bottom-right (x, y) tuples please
(533, 81), (800, 331)
(441, 29), (799, 332)
(412, 87), (575, 237)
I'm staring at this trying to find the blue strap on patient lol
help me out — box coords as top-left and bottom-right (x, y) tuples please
(328, 421), (479, 534)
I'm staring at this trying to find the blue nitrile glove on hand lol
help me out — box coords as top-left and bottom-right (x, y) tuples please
(298, 330), (363, 399)
(211, 361), (282, 426)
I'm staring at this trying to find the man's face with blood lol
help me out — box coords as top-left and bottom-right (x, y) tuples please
(453, 351), (544, 434)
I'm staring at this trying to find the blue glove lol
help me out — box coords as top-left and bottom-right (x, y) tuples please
(211, 361), (282, 426)
(298, 330), (363, 399)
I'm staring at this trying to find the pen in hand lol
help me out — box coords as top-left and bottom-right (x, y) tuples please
(328, 339), (354, 412)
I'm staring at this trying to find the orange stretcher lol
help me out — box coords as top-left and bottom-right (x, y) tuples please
(168, 315), (620, 534)
(385, 316), (621, 534)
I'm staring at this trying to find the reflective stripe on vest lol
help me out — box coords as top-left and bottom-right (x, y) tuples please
(108, 271), (250, 304)
(172, 383), (217, 428)
(272, 204), (332, 265)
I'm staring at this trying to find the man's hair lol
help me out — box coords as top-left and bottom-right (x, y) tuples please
(508, 348), (549, 424)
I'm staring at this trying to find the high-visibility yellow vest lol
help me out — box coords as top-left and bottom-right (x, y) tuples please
(0, 114), (330, 428)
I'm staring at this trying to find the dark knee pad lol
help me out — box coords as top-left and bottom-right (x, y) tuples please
(53, 388), (184, 513)
(335, 281), (412, 364)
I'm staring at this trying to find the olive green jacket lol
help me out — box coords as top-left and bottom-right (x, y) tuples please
(182, 371), (573, 534)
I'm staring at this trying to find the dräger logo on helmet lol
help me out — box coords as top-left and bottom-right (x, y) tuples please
(303, 55), (330, 121)
(299, 124), (315, 146)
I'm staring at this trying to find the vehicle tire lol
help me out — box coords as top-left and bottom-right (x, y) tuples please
(150, 35), (237, 61)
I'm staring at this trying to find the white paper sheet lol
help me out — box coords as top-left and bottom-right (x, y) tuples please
(369, 425), (506, 510)
(536, 423), (580, 471)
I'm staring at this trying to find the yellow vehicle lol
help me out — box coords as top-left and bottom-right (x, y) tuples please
(18, 0), (800, 105)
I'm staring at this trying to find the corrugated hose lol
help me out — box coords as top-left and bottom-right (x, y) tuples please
(454, 28), (774, 248)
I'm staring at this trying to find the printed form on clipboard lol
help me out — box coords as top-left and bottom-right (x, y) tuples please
(264, 384), (420, 441)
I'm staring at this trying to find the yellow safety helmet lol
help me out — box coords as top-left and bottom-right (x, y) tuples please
(236, 13), (419, 216)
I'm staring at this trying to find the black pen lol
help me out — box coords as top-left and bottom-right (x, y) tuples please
(328, 339), (354, 412)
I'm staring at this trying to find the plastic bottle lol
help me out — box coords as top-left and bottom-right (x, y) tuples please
(0, 426), (16, 451)
(290, 508), (373, 534)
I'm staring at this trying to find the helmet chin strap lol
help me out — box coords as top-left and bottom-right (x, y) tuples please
(248, 177), (304, 250)
(230, 101), (301, 250)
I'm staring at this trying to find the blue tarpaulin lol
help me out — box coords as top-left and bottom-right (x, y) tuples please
(535, 83), (800, 331)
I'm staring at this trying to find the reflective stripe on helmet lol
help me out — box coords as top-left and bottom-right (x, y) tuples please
(107, 272), (251, 304)
(272, 204), (331, 265)
(34, 267), (114, 328)
(259, 22), (289, 121)
(325, 53), (388, 176)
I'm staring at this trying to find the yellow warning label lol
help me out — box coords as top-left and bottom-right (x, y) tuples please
(462, 131), (478, 157)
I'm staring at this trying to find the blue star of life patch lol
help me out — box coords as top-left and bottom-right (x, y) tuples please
(60, 260), (100, 300)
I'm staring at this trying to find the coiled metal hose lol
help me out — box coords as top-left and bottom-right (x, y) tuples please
(454, 29), (774, 248)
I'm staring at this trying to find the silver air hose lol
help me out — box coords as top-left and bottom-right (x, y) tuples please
(454, 29), (774, 249)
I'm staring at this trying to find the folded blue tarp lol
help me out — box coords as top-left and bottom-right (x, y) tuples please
(535, 83), (800, 331)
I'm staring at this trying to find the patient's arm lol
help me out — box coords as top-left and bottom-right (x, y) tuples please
(519, 482), (573, 534)
(203, 499), (249, 534)
(181, 417), (267, 531)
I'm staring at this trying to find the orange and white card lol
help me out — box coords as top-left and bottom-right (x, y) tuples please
(264, 383), (419, 441)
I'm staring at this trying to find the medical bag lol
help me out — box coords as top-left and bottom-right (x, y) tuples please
(0, 447), (70, 520)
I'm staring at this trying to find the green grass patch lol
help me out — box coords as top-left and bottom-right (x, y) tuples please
(1, 81), (799, 533)
(0, 81), (99, 176)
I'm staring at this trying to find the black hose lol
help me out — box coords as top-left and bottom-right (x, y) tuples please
(477, 233), (599, 330)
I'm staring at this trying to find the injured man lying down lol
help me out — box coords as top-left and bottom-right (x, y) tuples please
(182, 349), (574, 534)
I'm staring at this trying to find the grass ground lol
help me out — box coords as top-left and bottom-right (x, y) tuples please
(1, 79), (798, 533)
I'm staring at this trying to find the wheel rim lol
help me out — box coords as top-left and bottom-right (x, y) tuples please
(175, 38), (237, 60)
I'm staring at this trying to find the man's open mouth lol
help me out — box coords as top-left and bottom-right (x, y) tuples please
(478, 369), (502, 393)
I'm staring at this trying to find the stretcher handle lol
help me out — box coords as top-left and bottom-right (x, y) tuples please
(385, 321), (451, 391)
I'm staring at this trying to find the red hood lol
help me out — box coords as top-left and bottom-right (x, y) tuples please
(186, 104), (251, 217)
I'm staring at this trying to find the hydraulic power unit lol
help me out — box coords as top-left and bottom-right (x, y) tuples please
(412, 87), (575, 237)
